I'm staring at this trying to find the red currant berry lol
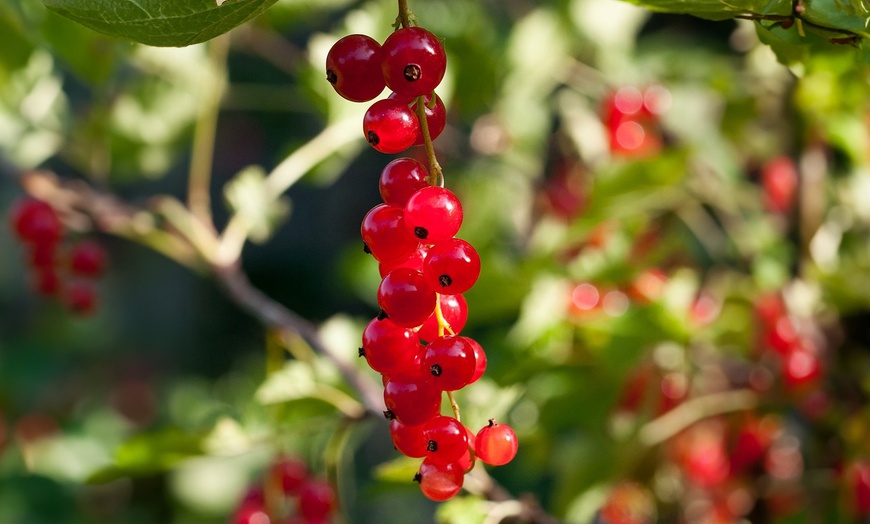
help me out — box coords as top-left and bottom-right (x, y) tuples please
(325, 34), (385, 102)
(363, 99), (420, 154)
(467, 338), (487, 385)
(298, 479), (336, 521)
(422, 416), (468, 466)
(64, 280), (97, 315)
(10, 198), (62, 246)
(271, 455), (308, 495)
(456, 425), (476, 472)
(782, 344), (822, 390)
(379, 157), (430, 207)
(378, 244), (429, 278)
(417, 293), (468, 343)
(390, 92), (447, 146)
(29, 242), (57, 269)
(361, 204), (419, 263)
(389, 418), (428, 458)
(377, 268), (436, 328)
(232, 503), (269, 524)
(383, 370), (441, 426)
(423, 238), (480, 295)
(381, 27), (447, 98)
(404, 186), (463, 243)
(854, 461), (870, 515)
(414, 458), (464, 501)
(475, 419), (518, 466)
(360, 316), (420, 375)
(69, 240), (107, 277)
(33, 267), (62, 297)
(761, 155), (798, 214)
(422, 335), (476, 391)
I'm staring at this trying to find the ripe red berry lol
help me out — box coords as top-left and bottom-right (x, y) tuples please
(417, 293), (468, 343)
(422, 335), (476, 391)
(378, 244), (429, 278)
(390, 92), (447, 145)
(69, 240), (107, 277)
(422, 415), (468, 466)
(390, 418), (428, 458)
(377, 268), (436, 328)
(29, 242), (57, 269)
(381, 27), (447, 98)
(33, 267), (62, 297)
(361, 204), (419, 263)
(10, 198), (62, 246)
(298, 479), (336, 521)
(404, 186), (463, 243)
(761, 156), (798, 214)
(363, 99), (420, 154)
(456, 426), (477, 473)
(271, 455), (308, 494)
(423, 238), (480, 295)
(64, 280), (97, 315)
(379, 157), (430, 207)
(782, 345), (822, 390)
(475, 419), (518, 466)
(360, 316), (420, 375)
(853, 461), (870, 515)
(383, 370), (441, 426)
(467, 338), (487, 385)
(325, 34), (385, 102)
(414, 458), (464, 501)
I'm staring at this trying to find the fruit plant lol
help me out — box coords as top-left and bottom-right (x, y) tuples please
(2, 0), (870, 523)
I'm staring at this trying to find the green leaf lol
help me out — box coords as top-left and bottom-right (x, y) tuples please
(87, 428), (204, 483)
(255, 361), (317, 405)
(619, 0), (792, 21)
(802, 0), (870, 38)
(42, 0), (279, 47)
(224, 166), (291, 244)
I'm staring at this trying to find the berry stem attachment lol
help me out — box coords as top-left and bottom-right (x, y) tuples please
(396, 0), (416, 29)
(433, 293), (454, 337)
(447, 390), (461, 422)
(416, 95), (444, 187)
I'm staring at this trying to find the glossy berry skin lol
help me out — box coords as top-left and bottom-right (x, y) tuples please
(298, 479), (336, 521)
(854, 461), (870, 515)
(381, 27), (447, 98)
(363, 99), (420, 154)
(423, 238), (480, 295)
(69, 240), (106, 277)
(325, 34), (385, 102)
(404, 186), (463, 243)
(467, 338), (487, 385)
(390, 92), (447, 146)
(422, 415), (468, 466)
(422, 335), (476, 391)
(417, 293), (468, 343)
(361, 204), (419, 263)
(271, 455), (308, 494)
(782, 345), (822, 390)
(475, 420), (518, 466)
(378, 244), (429, 278)
(377, 268), (436, 328)
(415, 458), (464, 502)
(383, 370), (441, 426)
(379, 158), (430, 207)
(390, 418), (428, 458)
(10, 198), (62, 246)
(361, 317), (420, 375)
(456, 426), (477, 472)
(761, 156), (798, 214)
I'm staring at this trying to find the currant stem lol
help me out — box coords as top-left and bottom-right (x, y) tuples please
(396, 0), (415, 29)
(446, 390), (461, 422)
(416, 95), (444, 187)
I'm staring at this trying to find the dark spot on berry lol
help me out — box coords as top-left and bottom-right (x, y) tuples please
(430, 364), (442, 377)
(414, 226), (428, 239)
(438, 274), (452, 287)
(363, 243), (371, 254)
(413, 472), (422, 483)
(377, 309), (389, 320)
(358, 347), (366, 357)
(384, 410), (395, 420)
(326, 69), (338, 85)
(426, 440), (438, 452)
(403, 64), (422, 82)
(367, 130), (380, 145)
(487, 418), (496, 427)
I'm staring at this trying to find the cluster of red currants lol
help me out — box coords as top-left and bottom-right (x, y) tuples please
(233, 455), (336, 524)
(325, 26), (446, 151)
(754, 292), (822, 392)
(602, 85), (669, 158)
(326, 23), (517, 501)
(9, 197), (106, 315)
